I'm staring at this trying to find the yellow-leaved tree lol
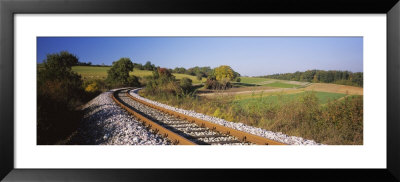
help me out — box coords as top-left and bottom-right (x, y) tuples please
(214, 65), (235, 82)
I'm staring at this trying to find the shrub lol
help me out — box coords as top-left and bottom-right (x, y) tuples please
(180, 77), (192, 93)
(143, 68), (194, 98)
(37, 51), (84, 144)
(204, 78), (231, 90)
(196, 74), (202, 81)
(204, 79), (220, 89)
(106, 58), (134, 87)
(236, 77), (241, 82)
(127, 75), (140, 87)
(85, 82), (99, 93)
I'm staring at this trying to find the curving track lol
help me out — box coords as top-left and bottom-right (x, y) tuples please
(112, 89), (285, 145)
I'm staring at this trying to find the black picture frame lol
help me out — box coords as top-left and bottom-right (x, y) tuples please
(1, 0), (399, 181)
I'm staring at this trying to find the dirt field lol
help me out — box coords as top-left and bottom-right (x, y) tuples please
(304, 83), (363, 95)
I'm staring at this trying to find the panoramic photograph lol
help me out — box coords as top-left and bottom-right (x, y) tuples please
(37, 37), (363, 145)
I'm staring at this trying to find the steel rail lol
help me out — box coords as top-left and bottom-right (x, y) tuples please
(127, 91), (286, 145)
(111, 89), (196, 145)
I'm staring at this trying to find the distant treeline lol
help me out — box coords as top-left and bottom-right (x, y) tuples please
(133, 61), (156, 71)
(171, 66), (240, 80)
(76, 62), (110, 67)
(262, 70), (363, 87)
(172, 66), (214, 79)
(132, 62), (215, 79)
(132, 61), (240, 80)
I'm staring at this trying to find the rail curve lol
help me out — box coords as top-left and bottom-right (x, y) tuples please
(112, 88), (286, 145)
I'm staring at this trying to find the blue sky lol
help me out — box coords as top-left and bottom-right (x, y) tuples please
(37, 37), (363, 76)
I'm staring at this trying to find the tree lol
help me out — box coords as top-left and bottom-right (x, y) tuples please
(158, 67), (173, 78)
(144, 61), (155, 70)
(106, 58), (138, 87)
(37, 51), (84, 144)
(38, 51), (83, 103)
(173, 67), (187, 74)
(133, 63), (143, 70)
(40, 51), (79, 79)
(214, 65), (235, 82)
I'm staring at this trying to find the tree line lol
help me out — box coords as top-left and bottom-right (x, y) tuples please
(76, 61), (110, 67)
(262, 70), (363, 87)
(171, 66), (240, 81)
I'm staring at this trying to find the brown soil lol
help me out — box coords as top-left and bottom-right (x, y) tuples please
(304, 83), (363, 95)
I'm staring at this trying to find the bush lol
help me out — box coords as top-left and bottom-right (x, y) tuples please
(196, 74), (202, 81)
(204, 78), (231, 90)
(180, 77), (193, 93)
(143, 68), (195, 98)
(85, 82), (99, 93)
(37, 51), (84, 144)
(106, 58), (134, 87)
(236, 77), (241, 82)
(127, 75), (140, 87)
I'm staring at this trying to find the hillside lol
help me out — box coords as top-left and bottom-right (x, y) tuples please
(70, 66), (205, 84)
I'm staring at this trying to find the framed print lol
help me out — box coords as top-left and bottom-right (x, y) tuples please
(1, 0), (400, 181)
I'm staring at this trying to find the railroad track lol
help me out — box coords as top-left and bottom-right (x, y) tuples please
(112, 88), (285, 145)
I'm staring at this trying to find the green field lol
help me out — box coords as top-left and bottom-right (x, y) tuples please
(130, 69), (153, 77)
(71, 66), (110, 80)
(234, 91), (347, 105)
(71, 66), (205, 84)
(263, 82), (298, 88)
(239, 77), (271, 84)
(238, 77), (300, 88)
(172, 73), (206, 84)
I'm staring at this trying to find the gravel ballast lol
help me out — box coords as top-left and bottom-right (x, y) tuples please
(129, 88), (321, 145)
(70, 89), (170, 145)
(117, 89), (246, 145)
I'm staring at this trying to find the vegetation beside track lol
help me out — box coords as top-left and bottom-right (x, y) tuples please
(140, 89), (363, 145)
(37, 52), (142, 144)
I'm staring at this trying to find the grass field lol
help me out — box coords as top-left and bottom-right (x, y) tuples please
(239, 77), (271, 84)
(234, 91), (347, 105)
(71, 66), (110, 80)
(263, 82), (299, 88)
(172, 73), (207, 84)
(237, 77), (309, 88)
(130, 69), (153, 77)
(70, 66), (205, 84)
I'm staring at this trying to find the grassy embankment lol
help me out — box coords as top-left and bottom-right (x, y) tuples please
(141, 76), (363, 145)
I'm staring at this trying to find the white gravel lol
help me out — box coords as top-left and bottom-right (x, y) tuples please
(70, 89), (170, 145)
(129, 88), (321, 145)
(117, 89), (245, 145)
